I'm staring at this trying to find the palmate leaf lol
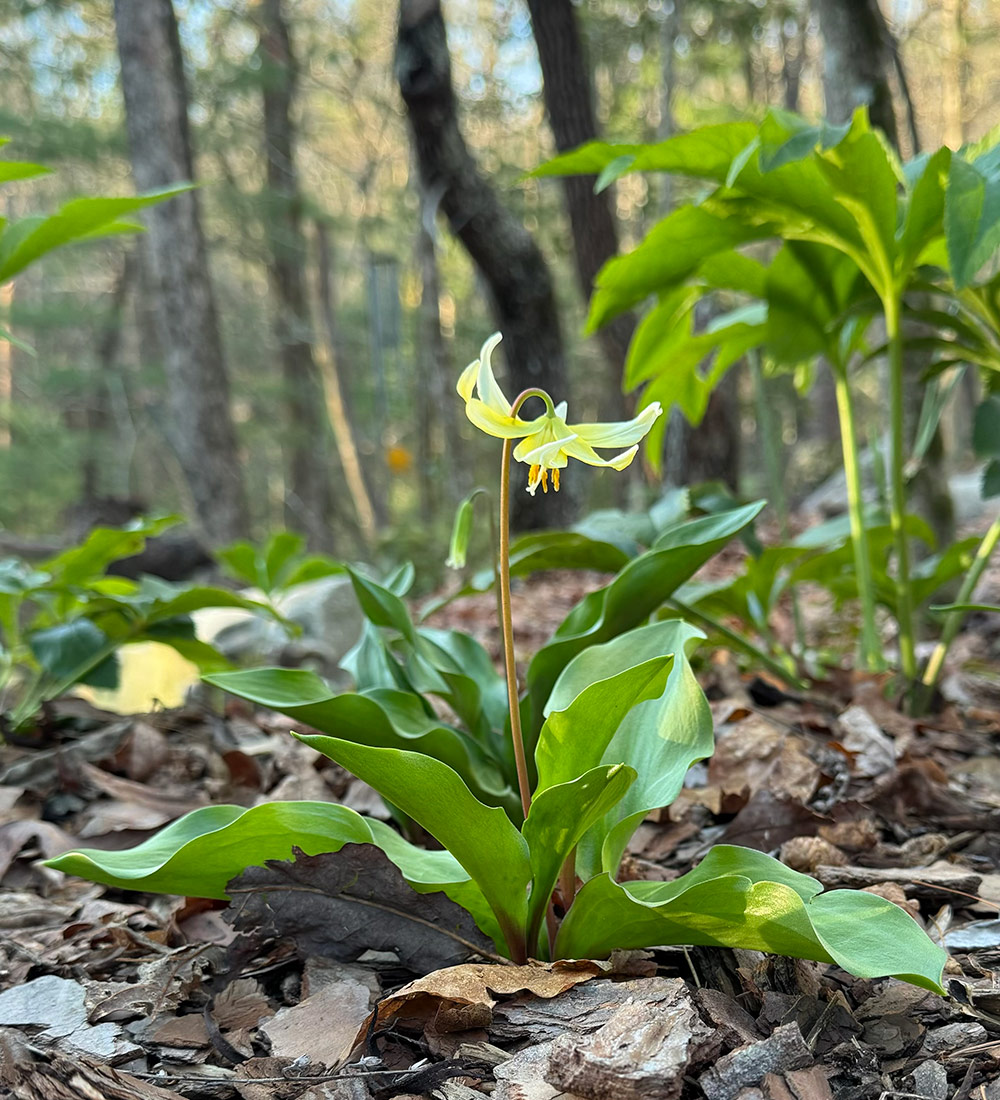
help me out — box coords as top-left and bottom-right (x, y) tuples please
(556, 846), (947, 994)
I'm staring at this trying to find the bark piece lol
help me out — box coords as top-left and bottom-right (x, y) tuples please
(492, 975), (686, 1045)
(761, 1067), (832, 1100)
(919, 1020), (988, 1056)
(909, 1060), (948, 1100)
(694, 988), (762, 1047)
(260, 978), (371, 1068)
(0, 1027), (183, 1100)
(813, 862), (980, 900)
(698, 1024), (814, 1100)
(227, 844), (493, 974)
(545, 983), (719, 1100)
(493, 1041), (562, 1100)
(0, 974), (142, 1063)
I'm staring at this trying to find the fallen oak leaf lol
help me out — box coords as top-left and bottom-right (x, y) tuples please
(359, 958), (610, 1039)
(225, 845), (495, 974)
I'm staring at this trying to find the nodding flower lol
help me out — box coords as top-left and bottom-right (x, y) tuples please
(457, 333), (662, 496)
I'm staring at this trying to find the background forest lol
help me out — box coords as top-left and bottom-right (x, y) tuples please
(2, 0), (997, 578)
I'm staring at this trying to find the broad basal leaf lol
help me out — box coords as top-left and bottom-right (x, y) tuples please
(296, 732), (532, 955)
(45, 802), (374, 899)
(546, 621), (714, 880)
(556, 845), (947, 993)
(205, 667), (516, 813)
(526, 502), (764, 728)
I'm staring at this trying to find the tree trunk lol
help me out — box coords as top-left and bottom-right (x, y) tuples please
(313, 220), (377, 547)
(525, 0), (631, 413)
(113, 0), (247, 545)
(396, 0), (572, 529)
(82, 252), (133, 505)
(816, 0), (900, 146)
(258, 0), (339, 552)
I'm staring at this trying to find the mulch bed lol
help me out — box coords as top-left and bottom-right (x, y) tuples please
(2, 572), (1000, 1099)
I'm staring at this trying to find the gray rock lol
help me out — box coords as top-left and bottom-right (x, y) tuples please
(0, 975), (140, 1063)
(910, 1060), (948, 1100)
(195, 575), (363, 683)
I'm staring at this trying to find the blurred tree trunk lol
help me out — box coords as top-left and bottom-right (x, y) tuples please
(525, 0), (630, 415)
(113, 0), (248, 545)
(258, 0), (340, 552)
(82, 253), (133, 505)
(817, 0), (955, 549)
(414, 180), (464, 514)
(659, 3), (741, 493)
(313, 221), (378, 546)
(395, 0), (572, 529)
(816, 0), (900, 144)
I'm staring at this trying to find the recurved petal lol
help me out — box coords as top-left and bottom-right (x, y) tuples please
(475, 332), (511, 415)
(562, 436), (639, 471)
(569, 401), (662, 448)
(465, 398), (544, 439)
(457, 360), (478, 401)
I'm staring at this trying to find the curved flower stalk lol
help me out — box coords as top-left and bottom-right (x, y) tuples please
(458, 331), (663, 831)
(458, 333), (662, 496)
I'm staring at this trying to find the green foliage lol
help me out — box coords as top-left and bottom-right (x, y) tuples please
(217, 532), (344, 595)
(0, 139), (187, 300)
(538, 108), (1000, 698)
(0, 517), (280, 731)
(50, 508), (946, 992)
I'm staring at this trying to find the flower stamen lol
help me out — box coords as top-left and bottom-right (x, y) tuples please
(553, 468), (560, 492)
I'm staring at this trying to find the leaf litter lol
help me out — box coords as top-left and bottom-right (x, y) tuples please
(2, 574), (1000, 1096)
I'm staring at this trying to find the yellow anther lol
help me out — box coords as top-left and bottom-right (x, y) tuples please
(541, 469), (549, 493)
(553, 468), (560, 492)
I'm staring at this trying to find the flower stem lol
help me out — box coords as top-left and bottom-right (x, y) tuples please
(833, 362), (884, 672)
(884, 292), (918, 687)
(918, 508), (1000, 710)
(498, 389), (550, 821)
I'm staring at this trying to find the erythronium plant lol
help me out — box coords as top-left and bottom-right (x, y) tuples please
(49, 336), (947, 992)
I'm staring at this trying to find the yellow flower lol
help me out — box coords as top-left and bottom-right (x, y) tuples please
(457, 333), (662, 495)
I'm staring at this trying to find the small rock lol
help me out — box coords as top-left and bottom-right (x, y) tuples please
(910, 1060), (948, 1100)
(920, 1020), (987, 1056)
(699, 1024), (813, 1100)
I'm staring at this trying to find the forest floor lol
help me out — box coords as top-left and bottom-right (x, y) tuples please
(3, 562), (1000, 1099)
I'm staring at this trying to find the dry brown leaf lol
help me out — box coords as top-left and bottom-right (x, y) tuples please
(359, 959), (609, 1039)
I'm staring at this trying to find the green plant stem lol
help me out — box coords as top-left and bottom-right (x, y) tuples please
(919, 508), (1000, 706)
(669, 597), (809, 692)
(750, 354), (807, 661)
(833, 363), (884, 672)
(498, 389), (552, 821)
(884, 293), (918, 685)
